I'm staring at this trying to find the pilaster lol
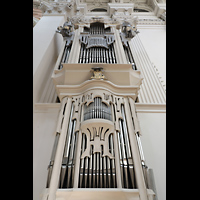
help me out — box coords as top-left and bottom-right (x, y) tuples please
(48, 97), (72, 200)
(129, 35), (166, 104)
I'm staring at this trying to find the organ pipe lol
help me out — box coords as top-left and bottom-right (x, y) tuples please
(78, 45), (116, 64)
(59, 44), (72, 69)
(59, 103), (78, 188)
(116, 104), (136, 189)
(46, 132), (60, 188)
(84, 97), (112, 121)
(78, 133), (116, 188)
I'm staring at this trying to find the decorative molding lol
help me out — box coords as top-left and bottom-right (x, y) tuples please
(90, 67), (107, 80)
(34, 103), (61, 112)
(56, 79), (140, 100)
(80, 119), (114, 159)
(135, 103), (166, 113)
(56, 21), (75, 45)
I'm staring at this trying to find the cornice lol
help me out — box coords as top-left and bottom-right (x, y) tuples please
(56, 79), (140, 100)
(34, 103), (60, 113)
(135, 103), (166, 113)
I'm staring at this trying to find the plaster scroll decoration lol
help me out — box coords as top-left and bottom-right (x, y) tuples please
(56, 21), (75, 46)
(80, 34), (115, 49)
(120, 19), (139, 47)
(90, 67), (107, 80)
(81, 120), (115, 159)
(39, 0), (75, 14)
(79, 22), (115, 49)
(83, 90), (112, 107)
(71, 96), (82, 132)
(113, 96), (124, 131)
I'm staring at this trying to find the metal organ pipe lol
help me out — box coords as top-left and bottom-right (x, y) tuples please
(78, 134), (116, 188)
(46, 132), (60, 188)
(78, 45), (116, 64)
(59, 103), (78, 188)
(59, 44), (72, 69)
(78, 22), (116, 64)
(78, 97), (116, 188)
(84, 97), (111, 121)
(116, 104), (136, 189)
(122, 43), (137, 70)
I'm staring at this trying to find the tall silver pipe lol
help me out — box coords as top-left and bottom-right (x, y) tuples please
(60, 103), (74, 188)
(96, 48), (98, 63)
(127, 45), (134, 64)
(64, 104), (74, 158)
(128, 159), (135, 188)
(46, 132), (60, 188)
(121, 105), (131, 158)
(99, 48), (101, 63)
(61, 46), (68, 63)
(88, 146), (93, 188)
(96, 152), (100, 188)
(71, 131), (78, 188)
(108, 47), (112, 63)
(117, 131), (124, 187)
(93, 152), (96, 187)
(105, 48), (109, 63)
(66, 46), (71, 63)
(107, 156), (111, 188)
(124, 47), (130, 64)
(66, 120), (77, 188)
(103, 155), (107, 187)
(82, 46), (85, 63)
(119, 120), (126, 159)
(94, 48), (96, 63)
(84, 156), (89, 187)
(136, 133), (145, 165)
(79, 45), (83, 63)
(110, 134), (116, 188)
(103, 48), (105, 63)
(100, 48), (102, 63)
(99, 150), (103, 188)
(111, 45), (116, 64)
(85, 47), (88, 63)
(96, 48), (99, 63)
(79, 133), (86, 188)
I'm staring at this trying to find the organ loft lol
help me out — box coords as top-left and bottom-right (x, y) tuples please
(33, 1), (166, 200)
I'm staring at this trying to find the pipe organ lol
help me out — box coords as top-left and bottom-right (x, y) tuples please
(58, 44), (72, 69)
(78, 23), (116, 64)
(46, 17), (156, 200)
(46, 91), (140, 190)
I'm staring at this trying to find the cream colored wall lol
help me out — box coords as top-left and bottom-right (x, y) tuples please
(33, 104), (60, 200)
(136, 111), (166, 200)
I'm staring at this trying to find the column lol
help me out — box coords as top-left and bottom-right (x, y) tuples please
(67, 27), (82, 63)
(111, 103), (122, 188)
(48, 97), (72, 200)
(123, 98), (148, 200)
(129, 36), (166, 104)
(73, 130), (82, 188)
(112, 27), (127, 64)
(128, 97), (140, 134)
(112, 130), (122, 188)
(73, 101), (84, 188)
(33, 16), (65, 106)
